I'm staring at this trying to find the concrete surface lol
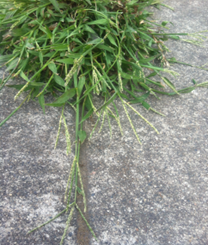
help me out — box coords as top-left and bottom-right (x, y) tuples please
(0, 78), (77, 244)
(1, 0), (208, 245)
(86, 1), (208, 244)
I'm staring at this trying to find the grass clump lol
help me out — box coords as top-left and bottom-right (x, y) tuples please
(0, 0), (207, 243)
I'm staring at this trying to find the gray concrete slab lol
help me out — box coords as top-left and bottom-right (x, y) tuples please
(0, 76), (77, 244)
(86, 1), (208, 244)
(0, 0), (208, 245)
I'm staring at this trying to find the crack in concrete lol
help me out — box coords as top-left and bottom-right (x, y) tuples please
(76, 122), (91, 245)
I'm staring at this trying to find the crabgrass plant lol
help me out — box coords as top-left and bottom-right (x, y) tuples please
(0, 0), (208, 243)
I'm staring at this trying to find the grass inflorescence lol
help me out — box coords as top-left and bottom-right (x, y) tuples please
(0, 0), (207, 243)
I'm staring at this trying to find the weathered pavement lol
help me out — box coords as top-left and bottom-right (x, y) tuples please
(1, 0), (208, 244)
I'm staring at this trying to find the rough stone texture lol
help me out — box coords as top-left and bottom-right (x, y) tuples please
(1, 1), (208, 245)
(86, 1), (208, 245)
(0, 73), (77, 244)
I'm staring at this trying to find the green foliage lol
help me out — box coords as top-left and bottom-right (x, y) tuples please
(0, 0), (207, 243)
